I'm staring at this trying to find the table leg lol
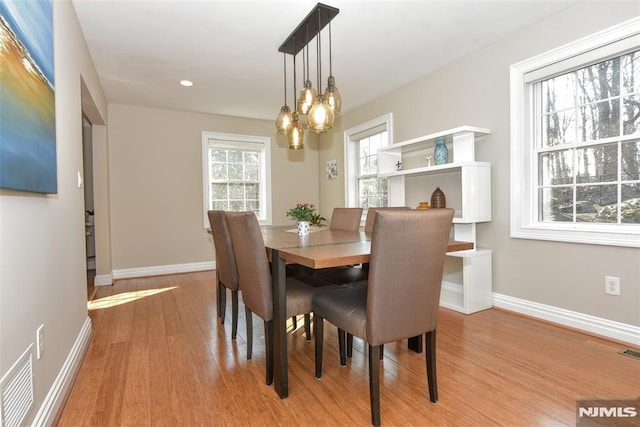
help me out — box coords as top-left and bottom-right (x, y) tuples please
(271, 249), (288, 398)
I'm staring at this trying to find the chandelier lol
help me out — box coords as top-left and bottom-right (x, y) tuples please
(274, 3), (342, 149)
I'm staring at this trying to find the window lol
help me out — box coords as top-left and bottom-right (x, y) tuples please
(201, 132), (271, 227)
(345, 114), (393, 220)
(510, 18), (640, 247)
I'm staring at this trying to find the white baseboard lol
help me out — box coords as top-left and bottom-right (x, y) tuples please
(31, 317), (93, 426)
(94, 274), (113, 286)
(112, 261), (215, 280)
(493, 293), (640, 346)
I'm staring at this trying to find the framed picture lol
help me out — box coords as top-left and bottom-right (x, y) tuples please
(326, 159), (337, 179)
(0, 0), (57, 193)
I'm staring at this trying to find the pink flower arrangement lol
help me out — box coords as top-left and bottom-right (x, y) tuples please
(286, 203), (317, 222)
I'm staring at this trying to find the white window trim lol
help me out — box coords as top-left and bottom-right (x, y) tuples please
(509, 17), (640, 248)
(201, 131), (272, 228)
(344, 113), (393, 208)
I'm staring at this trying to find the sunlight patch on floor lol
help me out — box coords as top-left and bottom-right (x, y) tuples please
(287, 315), (306, 334)
(88, 286), (178, 310)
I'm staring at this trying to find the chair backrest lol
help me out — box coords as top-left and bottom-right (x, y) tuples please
(366, 209), (454, 346)
(207, 210), (239, 291)
(329, 207), (363, 231)
(225, 211), (273, 321)
(364, 207), (410, 233)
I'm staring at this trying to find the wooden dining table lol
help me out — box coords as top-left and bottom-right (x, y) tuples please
(261, 225), (474, 399)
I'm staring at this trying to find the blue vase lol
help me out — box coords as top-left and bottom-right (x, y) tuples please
(434, 139), (448, 165)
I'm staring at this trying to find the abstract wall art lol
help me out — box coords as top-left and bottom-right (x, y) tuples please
(0, 0), (56, 193)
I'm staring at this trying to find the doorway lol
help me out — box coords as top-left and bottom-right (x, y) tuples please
(82, 115), (96, 299)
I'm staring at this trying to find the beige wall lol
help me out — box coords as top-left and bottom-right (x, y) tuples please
(107, 104), (320, 270)
(319, 1), (640, 326)
(0, 1), (107, 424)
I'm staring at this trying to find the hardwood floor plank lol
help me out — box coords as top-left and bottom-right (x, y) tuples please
(56, 271), (639, 426)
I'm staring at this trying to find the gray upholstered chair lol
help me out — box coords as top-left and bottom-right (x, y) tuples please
(312, 209), (454, 426)
(329, 207), (363, 231)
(318, 206), (412, 358)
(207, 210), (240, 339)
(225, 211), (341, 385)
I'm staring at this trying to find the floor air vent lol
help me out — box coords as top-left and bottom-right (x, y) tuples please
(619, 348), (640, 360)
(0, 345), (34, 427)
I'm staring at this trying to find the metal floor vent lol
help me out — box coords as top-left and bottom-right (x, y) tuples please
(619, 348), (640, 360)
(0, 345), (34, 427)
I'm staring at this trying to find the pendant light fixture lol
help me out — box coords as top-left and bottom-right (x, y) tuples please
(287, 42), (305, 149)
(297, 41), (316, 116)
(308, 8), (334, 133)
(275, 53), (292, 134)
(275, 3), (340, 149)
(324, 21), (341, 114)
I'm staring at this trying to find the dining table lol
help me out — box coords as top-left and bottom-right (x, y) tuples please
(261, 225), (474, 399)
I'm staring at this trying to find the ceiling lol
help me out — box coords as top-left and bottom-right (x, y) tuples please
(71, 0), (581, 122)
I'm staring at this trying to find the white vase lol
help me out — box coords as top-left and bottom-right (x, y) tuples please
(296, 220), (310, 236)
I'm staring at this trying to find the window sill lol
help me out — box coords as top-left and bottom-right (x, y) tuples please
(510, 223), (640, 248)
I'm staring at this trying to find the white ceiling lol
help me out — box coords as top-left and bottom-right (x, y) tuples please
(71, 0), (581, 121)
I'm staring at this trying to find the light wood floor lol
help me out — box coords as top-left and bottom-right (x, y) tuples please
(56, 271), (639, 426)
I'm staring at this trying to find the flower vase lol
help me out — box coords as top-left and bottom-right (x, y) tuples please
(296, 220), (310, 236)
(434, 138), (448, 165)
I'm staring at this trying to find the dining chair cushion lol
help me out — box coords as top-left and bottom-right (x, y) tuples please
(285, 278), (333, 317)
(313, 267), (369, 287)
(313, 285), (367, 340)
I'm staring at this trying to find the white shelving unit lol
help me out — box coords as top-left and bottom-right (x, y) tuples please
(377, 126), (492, 314)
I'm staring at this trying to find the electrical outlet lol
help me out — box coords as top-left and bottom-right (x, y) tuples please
(37, 324), (45, 359)
(605, 276), (620, 296)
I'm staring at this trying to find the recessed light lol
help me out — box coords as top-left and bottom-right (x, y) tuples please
(179, 80), (194, 87)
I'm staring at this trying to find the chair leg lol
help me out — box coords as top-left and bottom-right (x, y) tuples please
(291, 315), (298, 329)
(380, 344), (384, 361)
(265, 320), (274, 386)
(369, 345), (382, 427)
(338, 329), (347, 366)
(426, 330), (438, 403)
(346, 333), (353, 358)
(218, 283), (226, 324)
(314, 315), (324, 378)
(245, 307), (253, 360)
(304, 313), (312, 341)
(216, 282), (221, 318)
(231, 290), (239, 340)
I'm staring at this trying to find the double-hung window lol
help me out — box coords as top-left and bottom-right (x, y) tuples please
(201, 131), (271, 227)
(510, 18), (640, 247)
(345, 114), (393, 221)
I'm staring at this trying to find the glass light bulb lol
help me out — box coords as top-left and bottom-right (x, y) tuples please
(325, 75), (342, 114)
(287, 113), (305, 149)
(275, 105), (292, 134)
(296, 80), (316, 115)
(308, 94), (334, 133)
